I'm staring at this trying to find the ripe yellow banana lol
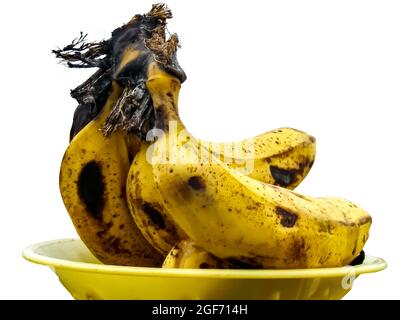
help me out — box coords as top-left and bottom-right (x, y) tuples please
(163, 242), (366, 269)
(200, 129), (316, 189)
(162, 240), (230, 269)
(143, 63), (371, 269)
(59, 83), (163, 266)
(121, 26), (316, 256)
(127, 128), (315, 255)
(57, 4), (178, 267)
(127, 144), (187, 255)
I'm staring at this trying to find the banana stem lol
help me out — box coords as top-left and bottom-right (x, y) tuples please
(146, 62), (184, 133)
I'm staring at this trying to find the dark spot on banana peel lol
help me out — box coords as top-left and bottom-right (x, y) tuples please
(96, 222), (114, 239)
(199, 263), (211, 269)
(103, 235), (132, 257)
(350, 250), (365, 266)
(164, 225), (180, 244)
(276, 207), (298, 228)
(269, 155), (313, 187)
(78, 161), (105, 220)
(154, 104), (169, 131)
(318, 255), (330, 265)
(188, 176), (206, 191)
(290, 237), (306, 263)
(109, 238), (124, 254)
(127, 148), (136, 164)
(120, 185), (126, 199)
(106, 222), (113, 229)
(142, 202), (166, 229)
(299, 158), (312, 173)
(270, 166), (296, 187)
(225, 257), (263, 269)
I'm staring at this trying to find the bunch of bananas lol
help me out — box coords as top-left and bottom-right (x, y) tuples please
(56, 4), (370, 269)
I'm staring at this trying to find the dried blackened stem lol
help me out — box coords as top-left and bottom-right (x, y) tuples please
(141, 4), (180, 67)
(101, 86), (132, 136)
(147, 3), (172, 20)
(69, 69), (112, 141)
(146, 30), (180, 66)
(56, 3), (185, 140)
(71, 68), (112, 102)
(125, 94), (151, 133)
(52, 32), (110, 69)
(102, 82), (153, 138)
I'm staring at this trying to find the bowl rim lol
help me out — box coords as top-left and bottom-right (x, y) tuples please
(23, 238), (387, 279)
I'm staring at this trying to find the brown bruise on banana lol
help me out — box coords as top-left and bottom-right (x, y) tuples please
(62, 161), (163, 265)
(154, 104), (169, 131)
(142, 202), (166, 229)
(268, 156), (314, 188)
(270, 166), (296, 187)
(290, 237), (307, 264)
(276, 207), (298, 228)
(188, 176), (206, 191)
(78, 161), (105, 220)
(171, 176), (214, 206)
(94, 221), (132, 256)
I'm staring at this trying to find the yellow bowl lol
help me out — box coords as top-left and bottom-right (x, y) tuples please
(23, 239), (386, 300)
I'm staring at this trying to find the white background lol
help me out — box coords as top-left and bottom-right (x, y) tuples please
(0, 0), (399, 299)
